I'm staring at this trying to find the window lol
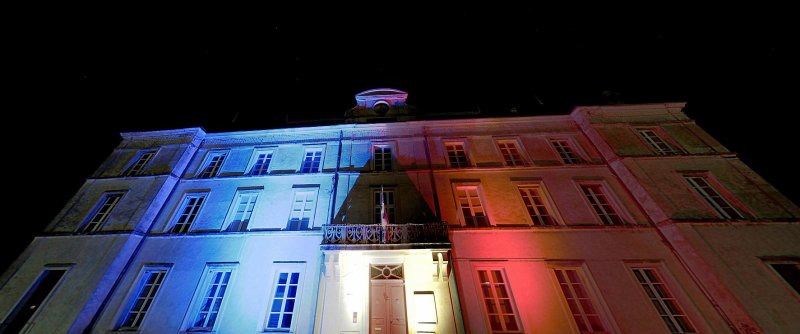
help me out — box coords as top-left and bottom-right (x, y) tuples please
(476, 269), (521, 333)
(496, 140), (525, 167)
(226, 190), (259, 231)
(683, 175), (744, 219)
(288, 189), (317, 230)
(553, 268), (607, 333)
(766, 260), (800, 295)
(79, 192), (124, 233)
(300, 147), (322, 173)
(632, 268), (695, 333)
(445, 142), (469, 168)
(638, 129), (678, 155)
(373, 188), (396, 225)
(266, 272), (301, 331)
(550, 139), (581, 164)
(580, 184), (626, 225)
(188, 265), (235, 331)
(117, 266), (169, 330)
(249, 150), (274, 176)
(373, 144), (393, 172)
(414, 292), (438, 333)
(2, 268), (68, 333)
(197, 152), (227, 178)
(124, 151), (156, 176)
(518, 185), (557, 226)
(169, 193), (207, 233)
(456, 186), (489, 227)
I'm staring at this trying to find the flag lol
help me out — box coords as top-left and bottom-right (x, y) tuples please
(380, 186), (390, 242)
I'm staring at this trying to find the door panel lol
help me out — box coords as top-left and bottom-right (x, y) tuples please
(371, 281), (407, 334)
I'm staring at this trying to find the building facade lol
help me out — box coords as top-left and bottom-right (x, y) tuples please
(1, 89), (798, 333)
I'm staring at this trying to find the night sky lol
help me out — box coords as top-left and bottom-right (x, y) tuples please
(5, 6), (797, 272)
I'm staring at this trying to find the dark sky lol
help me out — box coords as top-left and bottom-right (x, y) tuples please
(4, 6), (797, 271)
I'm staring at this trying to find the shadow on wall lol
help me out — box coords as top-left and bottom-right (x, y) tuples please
(332, 157), (438, 226)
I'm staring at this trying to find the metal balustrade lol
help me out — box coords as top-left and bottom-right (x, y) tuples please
(321, 223), (449, 244)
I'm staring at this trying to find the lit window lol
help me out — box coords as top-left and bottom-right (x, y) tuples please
(683, 175), (744, 219)
(288, 189), (317, 230)
(550, 139), (581, 164)
(497, 140), (525, 166)
(79, 192), (124, 233)
(518, 185), (557, 225)
(266, 272), (301, 331)
(124, 151), (156, 176)
(373, 188), (396, 225)
(766, 260), (800, 295)
(169, 193), (207, 233)
(456, 186), (489, 227)
(580, 184), (626, 225)
(249, 150), (274, 176)
(632, 268), (695, 333)
(226, 190), (259, 231)
(445, 142), (469, 168)
(117, 267), (168, 330)
(300, 148), (322, 173)
(188, 266), (234, 331)
(373, 145), (393, 172)
(414, 292), (438, 333)
(638, 129), (678, 155)
(197, 152), (227, 178)
(554, 268), (607, 333)
(477, 269), (522, 333)
(2, 268), (68, 333)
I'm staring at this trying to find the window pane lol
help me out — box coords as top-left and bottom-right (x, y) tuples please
(267, 272), (301, 330)
(633, 268), (694, 333)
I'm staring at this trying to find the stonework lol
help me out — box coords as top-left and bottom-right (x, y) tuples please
(1, 90), (798, 333)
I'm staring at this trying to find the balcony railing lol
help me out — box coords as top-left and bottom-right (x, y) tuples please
(322, 223), (449, 244)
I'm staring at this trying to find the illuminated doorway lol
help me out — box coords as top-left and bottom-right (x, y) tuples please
(370, 264), (407, 334)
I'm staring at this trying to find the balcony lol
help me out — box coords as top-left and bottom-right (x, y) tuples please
(321, 223), (450, 249)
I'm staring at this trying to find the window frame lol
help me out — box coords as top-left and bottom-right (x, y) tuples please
(78, 191), (126, 233)
(444, 140), (471, 168)
(372, 186), (397, 225)
(548, 137), (586, 165)
(123, 150), (158, 177)
(636, 127), (681, 155)
(223, 188), (262, 232)
(183, 263), (237, 332)
(247, 148), (276, 176)
(372, 143), (395, 172)
(286, 187), (319, 230)
(575, 181), (630, 226)
(681, 173), (746, 220)
(115, 264), (171, 331)
(516, 183), (561, 226)
(299, 146), (325, 173)
(472, 265), (523, 334)
(166, 191), (209, 233)
(196, 151), (228, 179)
(263, 262), (306, 332)
(494, 138), (529, 167)
(452, 183), (491, 227)
(762, 257), (800, 298)
(2, 265), (71, 333)
(548, 262), (617, 334)
(628, 266), (697, 333)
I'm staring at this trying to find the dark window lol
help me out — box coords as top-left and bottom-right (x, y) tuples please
(2, 269), (66, 333)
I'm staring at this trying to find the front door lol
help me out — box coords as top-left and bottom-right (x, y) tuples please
(370, 280), (407, 334)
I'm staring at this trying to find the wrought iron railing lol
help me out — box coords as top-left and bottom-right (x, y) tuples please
(321, 223), (449, 244)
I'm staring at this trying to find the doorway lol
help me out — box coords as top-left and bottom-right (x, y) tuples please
(370, 264), (407, 334)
